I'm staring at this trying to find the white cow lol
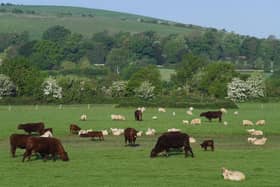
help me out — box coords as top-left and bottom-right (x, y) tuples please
(222, 167), (245, 181)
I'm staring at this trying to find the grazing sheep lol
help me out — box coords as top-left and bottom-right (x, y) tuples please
(189, 107), (194, 111)
(145, 128), (156, 136)
(222, 167), (245, 181)
(220, 108), (227, 113)
(247, 137), (257, 143)
(242, 120), (254, 126)
(136, 131), (143, 137)
(101, 130), (109, 136)
(256, 120), (265, 126)
(152, 116), (158, 120)
(247, 129), (263, 136)
(167, 128), (181, 132)
(252, 137), (267, 145)
(158, 107), (166, 112)
(80, 114), (87, 121)
(190, 118), (201, 125)
(182, 120), (189, 125)
(186, 110), (193, 115)
(234, 111), (239, 115)
(189, 137), (196, 143)
(110, 128), (124, 136)
(111, 114), (126, 121)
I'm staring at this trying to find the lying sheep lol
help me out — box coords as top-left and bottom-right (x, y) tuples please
(252, 137), (267, 145)
(234, 111), (239, 115)
(145, 128), (156, 136)
(191, 118), (201, 125)
(110, 128), (124, 136)
(111, 114), (126, 121)
(242, 120), (253, 126)
(256, 120), (265, 126)
(182, 120), (189, 125)
(80, 114), (87, 121)
(222, 167), (245, 181)
(158, 107), (166, 112)
(167, 128), (181, 132)
(247, 137), (257, 143)
(136, 131), (143, 137)
(186, 110), (193, 115)
(152, 116), (158, 120)
(247, 129), (263, 136)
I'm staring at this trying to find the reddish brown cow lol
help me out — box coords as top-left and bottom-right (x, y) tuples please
(10, 134), (32, 157)
(18, 122), (45, 135)
(22, 137), (69, 162)
(69, 124), (81, 134)
(134, 110), (143, 121)
(124, 128), (137, 145)
(87, 131), (104, 141)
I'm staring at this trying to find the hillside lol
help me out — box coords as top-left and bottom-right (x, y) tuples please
(0, 4), (205, 39)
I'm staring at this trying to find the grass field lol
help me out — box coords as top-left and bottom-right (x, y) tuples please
(0, 103), (280, 186)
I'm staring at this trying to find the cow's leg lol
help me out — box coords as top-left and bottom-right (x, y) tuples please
(219, 116), (222, 122)
(212, 145), (214, 151)
(125, 137), (128, 145)
(185, 146), (194, 157)
(11, 146), (16, 157)
(204, 146), (207, 151)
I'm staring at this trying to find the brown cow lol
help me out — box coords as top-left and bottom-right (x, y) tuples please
(200, 111), (222, 122)
(134, 110), (142, 121)
(200, 140), (214, 151)
(10, 134), (31, 157)
(22, 137), (69, 162)
(150, 131), (194, 158)
(69, 124), (81, 134)
(87, 131), (104, 141)
(124, 128), (137, 145)
(18, 122), (45, 134)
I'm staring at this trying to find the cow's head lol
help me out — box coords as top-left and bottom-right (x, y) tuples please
(199, 112), (206, 117)
(61, 151), (69, 161)
(150, 149), (158, 158)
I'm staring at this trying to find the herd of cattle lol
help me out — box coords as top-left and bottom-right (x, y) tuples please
(8, 107), (267, 181)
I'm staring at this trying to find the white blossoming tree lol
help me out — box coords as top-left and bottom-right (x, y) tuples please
(42, 77), (62, 100)
(109, 81), (128, 97)
(0, 74), (16, 98)
(135, 81), (155, 100)
(227, 72), (265, 102)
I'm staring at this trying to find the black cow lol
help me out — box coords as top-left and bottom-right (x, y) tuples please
(134, 110), (142, 121)
(200, 111), (222, 122)
(124, 128), (137, 145)
(200, 140), (214, 151)
(150, 131), (194, 158)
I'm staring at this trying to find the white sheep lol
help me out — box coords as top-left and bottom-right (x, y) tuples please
(252, 137), (267, 145)
(167, 128), (181, 132)
(136, 131), (143, 137)
(223, 121), (228, 126)
(182, 120), (189, 125)
(189, 137), (196, 143)
(145, 128), (156, 136)
(158, 107), (166, 112)
(111, 114), (126, 121)
(101, 130), (109, 136)
(186, 110), (193, 115)
(222, 167), (245, 181)
(40, 131), (53, 138)
(191, 118), (201, 125)
(256, 120), (265, 126)
(247, 129), (263, 136)
(247, 137), (257, 143)
(80, 114), (87, 121)
(220, 108), (227, 114)
(242, 120), (254, 126)
(234, 111), (239, 115)
(189, 107), (194, 111)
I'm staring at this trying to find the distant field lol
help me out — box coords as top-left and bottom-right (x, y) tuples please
(159, 68), (175, 81)
(0, 103), (279, 186)
(0, 5), (204, 39)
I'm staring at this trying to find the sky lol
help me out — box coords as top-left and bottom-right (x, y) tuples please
(7, 0), (280, 38)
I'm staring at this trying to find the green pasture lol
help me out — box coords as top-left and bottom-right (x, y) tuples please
(0, 103), (280, 186)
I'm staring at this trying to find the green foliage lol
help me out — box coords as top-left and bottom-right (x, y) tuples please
(0, 57), (45, 96)
(106, 47), (129, 74)
(0, 74), (16, 97)
(42, 25), (71, 43)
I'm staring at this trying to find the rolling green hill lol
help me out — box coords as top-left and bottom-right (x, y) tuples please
(0, 4), (205, 39)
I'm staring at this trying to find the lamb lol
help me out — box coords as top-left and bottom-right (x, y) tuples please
(80, 114), (87, 121)
(251, 137), (267, 145)
(222, 167), (245, 181)
(167, 128), (181, 132)
(256, 120), (265, 126)
(247, 129), (263, 136)
(145, 128), (156, 136)
(220, 108), (227, 113)
(242, 120), (254, 126)
(190, 118), (201, 125)
(182, 120), (189, 125)
(186, 110), (193, 115)
(158, 107), (166, 112)
(136, 131), (143, 137)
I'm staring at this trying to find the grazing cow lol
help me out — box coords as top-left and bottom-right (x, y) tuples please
(134, 109), (143, 121)
(10, 134), (31, 157)
(22, 137), (69, 162)
(69, 124), (81, 134)
(18, 122), (45, 135)
(200, 140), (214, 151)
(200, 111), (222, 122)
(150, 131), (194, 158)
(222, 167), (245, 181)
(124, 128), (137, 145)
(87, 131), (104, 141)
(242, 120), (253, 126)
